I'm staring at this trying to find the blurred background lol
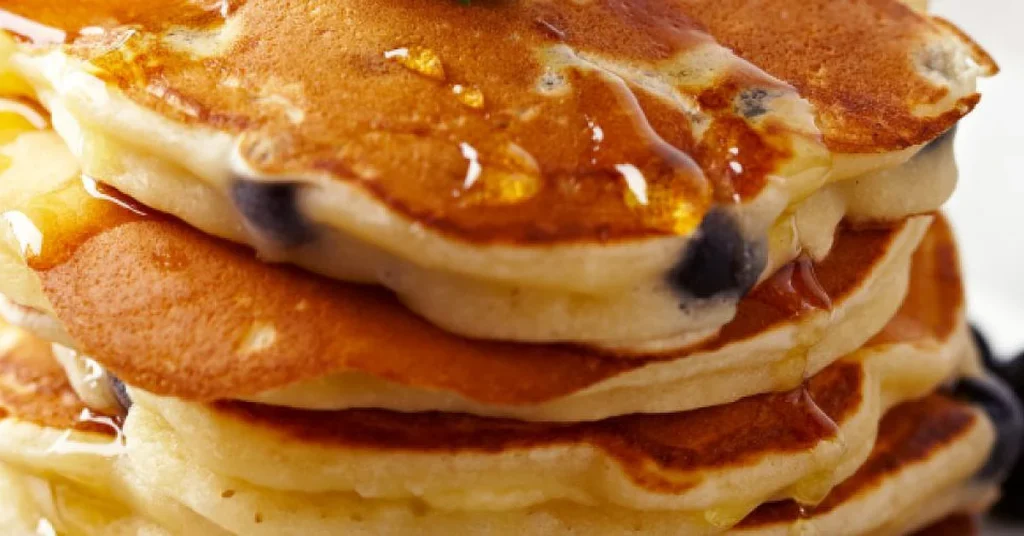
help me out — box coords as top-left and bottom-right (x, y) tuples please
(932, 2), (1023, 533)
(934, 0), (1024, 358)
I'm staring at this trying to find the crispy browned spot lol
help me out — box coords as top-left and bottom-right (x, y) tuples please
(32, 182), (956, 404)
(738, 395), (979, 528)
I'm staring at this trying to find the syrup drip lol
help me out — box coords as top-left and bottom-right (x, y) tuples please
(45, 408), (124, 457)
(784, 383), (845, 528)
(758, 256), (833, 314)
(384, 46), (487, 110)
(561, 62), (711, 235)
(17, 175), (150, 272)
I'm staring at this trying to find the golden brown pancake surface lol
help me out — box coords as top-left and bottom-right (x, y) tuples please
(19, 177), (957, 404)
(0, 0), (988, 246)
(678, 0), (997, 152)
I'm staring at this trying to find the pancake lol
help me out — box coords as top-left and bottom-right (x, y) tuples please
(0, 293), (999, 536)
(0, 0), (993, 347)
(735, 396), (996, 536)
(125, 315), (974, 514)
(0, 319), (223, 535)
(115, 391), (994, 536)
(0, 150), (944, 420)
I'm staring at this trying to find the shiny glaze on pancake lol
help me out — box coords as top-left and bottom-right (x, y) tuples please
(15, 178), (951, 404)
(738, 394), (981, 528)
(3, 0), (805, 245)
(208, 361), (857, 489)
(21, 180), (957, 403)
(0, 1), (988, 245)
(0, 321), (115, 435)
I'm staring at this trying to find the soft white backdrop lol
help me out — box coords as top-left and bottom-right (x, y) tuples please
(931, 3), (1022, 533)
(934, 0), (1024, 358)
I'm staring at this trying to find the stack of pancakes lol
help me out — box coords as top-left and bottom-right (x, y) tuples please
(0, 0), (1019, 534)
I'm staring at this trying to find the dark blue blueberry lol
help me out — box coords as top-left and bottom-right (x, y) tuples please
(108, 374), (132, 413)
(949, 375), (1024, 485)
(736, 88), (770, 119)
(669, 210), (766, 300)
(231, 180), (316, 247)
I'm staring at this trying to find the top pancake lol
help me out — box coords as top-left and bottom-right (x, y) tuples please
(0, 0), (993, 247)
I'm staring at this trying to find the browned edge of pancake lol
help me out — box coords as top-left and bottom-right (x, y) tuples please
(201, 361), (860, 493)
(0, 323), (115, 435)
(29, 180), (951, 404)
(737, 394), (979, 528)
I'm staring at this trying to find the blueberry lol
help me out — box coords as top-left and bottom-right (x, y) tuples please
(107, 374), (132, 413)
(949, 375), (1024, 485)
(971, 324), (998, 372)
(669, 210), (765, 300)
(231, 180), (316, 247)
(736, 88), (770, 119)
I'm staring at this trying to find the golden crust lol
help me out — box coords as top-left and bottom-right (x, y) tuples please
(30, 178), (958, 404)
(2, 0), (988, 244)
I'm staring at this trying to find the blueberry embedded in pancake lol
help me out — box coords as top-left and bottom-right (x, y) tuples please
(108, 374), (131, 413)
(669, 209), (766, 300)
(230, 179), (316, 248)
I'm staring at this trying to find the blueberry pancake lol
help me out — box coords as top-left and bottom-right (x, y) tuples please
(0, 1), (1017, 535)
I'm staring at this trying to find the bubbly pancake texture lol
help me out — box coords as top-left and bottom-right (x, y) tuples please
(0, 0), (991, 347)
(0, 161), (946, 419)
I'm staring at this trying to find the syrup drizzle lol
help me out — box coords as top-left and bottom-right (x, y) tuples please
(46, 408), (124, 457)
(15, 175), (150, 272)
